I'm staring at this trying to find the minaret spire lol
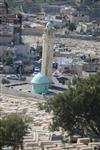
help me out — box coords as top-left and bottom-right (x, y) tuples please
(41, 21), (54, 83)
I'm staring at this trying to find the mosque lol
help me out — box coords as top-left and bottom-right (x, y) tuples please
(31, 21), (54, 94)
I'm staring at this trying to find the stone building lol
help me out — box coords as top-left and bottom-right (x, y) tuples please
(0, 1), (22, 45)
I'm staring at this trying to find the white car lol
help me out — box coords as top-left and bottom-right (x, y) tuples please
(32, 72), (38, 76)
(6, 74), (19, 80)
(2, 147), (11, 150)
(34, 67), (40, 72)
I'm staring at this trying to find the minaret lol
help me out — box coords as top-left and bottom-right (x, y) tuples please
(41, 21), (54, 83)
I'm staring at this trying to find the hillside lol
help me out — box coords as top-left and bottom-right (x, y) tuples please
(7, 0), (100, 17)
(79, 0), (100, 18)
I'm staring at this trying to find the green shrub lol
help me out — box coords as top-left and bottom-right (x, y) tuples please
(2, 78), (10, 84)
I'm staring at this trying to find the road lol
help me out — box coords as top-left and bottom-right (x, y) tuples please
(0, 76), (67, 100)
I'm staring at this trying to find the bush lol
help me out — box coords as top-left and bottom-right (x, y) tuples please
(0, 113), (28, 149)
(68, 23), (76, 31)
(2, 78), (10, 84)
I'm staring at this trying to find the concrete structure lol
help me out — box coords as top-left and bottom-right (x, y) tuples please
(42, 5), (61, 15)
(69, 14), (89, 24)
(0, 44), (30, 58)
(41, 21), (54, 83)
(0, 0), (8, 15)
(31, 72), (49, 94)
(0, 1), (22, 45)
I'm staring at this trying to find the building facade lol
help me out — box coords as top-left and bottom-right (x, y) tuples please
(0, 1), (22, 45)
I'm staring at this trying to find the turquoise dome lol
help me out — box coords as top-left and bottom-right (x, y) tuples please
(46, 21), (53, 29)
(31, 73), (49, 84)
(31, 73), (49, 94)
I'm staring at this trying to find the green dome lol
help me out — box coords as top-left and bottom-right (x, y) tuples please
(46, 21), (53, 29)
(31, 73), (49, 84)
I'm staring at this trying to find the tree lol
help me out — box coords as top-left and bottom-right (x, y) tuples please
(2, 50), (13, 65)
(0, 113), (29, 150)
(40, 73), (100, 138)
(37, 46), (42, 58)
(68, 23), (76, 31)
(1, 78), (10, 84)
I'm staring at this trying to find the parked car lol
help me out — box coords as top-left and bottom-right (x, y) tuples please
(32, 72), (38, 76)
(53, 72), (59, 77)
(34, 67), (40, 72)
(6, 74), (19, 80)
